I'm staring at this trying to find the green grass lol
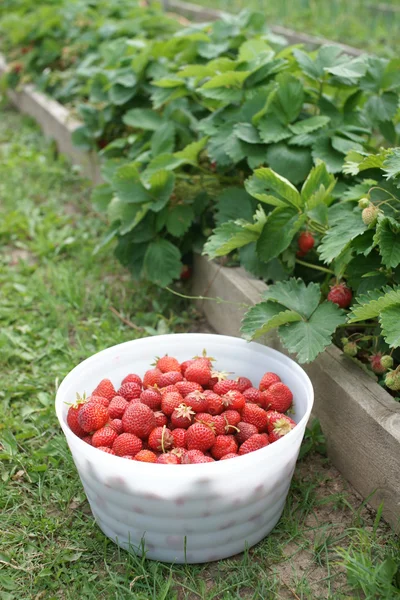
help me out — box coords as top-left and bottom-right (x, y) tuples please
(192, 0), (399, 57)
(1, 109), (399, 599)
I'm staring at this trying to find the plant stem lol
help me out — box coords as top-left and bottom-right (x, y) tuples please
(295, 259), (335, 275)
(337, 322), (379, 328)
(165, 286), (249, 308)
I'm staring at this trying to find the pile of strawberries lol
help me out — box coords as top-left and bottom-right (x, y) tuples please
(66, 353), (296, 464)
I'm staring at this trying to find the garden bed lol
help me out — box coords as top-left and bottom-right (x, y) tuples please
(1, 44), (399, 531)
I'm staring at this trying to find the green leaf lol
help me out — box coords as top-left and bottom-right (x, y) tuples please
(301, 162), (336, 207)
(256, 207), (306, 263)
(374, 217), (400, 268)
(174, 137), (208, 163)
(383, 149), (400, 182)
(239, 244), (289, 281)
(262, 278), (322, 319)
(241, 302), (302, 340)
(312, 137), (344, 174)
(289, 116), (330, 135)
(200, 71), (249, 90)
(238, 39), (271, 62)
(293, 48), (323, 80)
(278, 301), (346, 363)
(151, 122), (175, 156)
(165, 205), (194, 237)
(364, 92), (398, 123)
(71, 126), (92, 150)
(91, 183), (113, 213)
(245, 167), (302, 208)
(243, 58), (287, 89)
(257, 115), (292, 144)
(123, 108), (163, 131)
(273, 73), (304, 124)
(112, 164), (150, 204)
(215, 188), (255, 225)
(349, 285), (400, 322)
(143, 154), (185, 179)
(109, 84), (136, 105)
(147, 170), (175, 212)
(325, 56), (367, 83)
(234, 123), (261, 144)
(318, 205), (367, 263)
(380, 305), (400, 348)
(266, 143), (313, 185)
(203, 220), (260, 259)
(331, 136), (364, 155)
(143, 239), (181, 287)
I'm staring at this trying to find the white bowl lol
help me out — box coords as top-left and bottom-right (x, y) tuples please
(55, 333), (313, 563)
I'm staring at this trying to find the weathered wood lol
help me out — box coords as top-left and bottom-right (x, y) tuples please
(193, 254), (400, 531)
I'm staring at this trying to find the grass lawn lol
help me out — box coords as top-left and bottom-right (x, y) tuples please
(1, 109), (399, 599)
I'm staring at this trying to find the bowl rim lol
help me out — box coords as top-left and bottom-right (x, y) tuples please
(55, 333), (314, 470)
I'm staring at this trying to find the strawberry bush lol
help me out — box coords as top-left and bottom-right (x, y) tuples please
(1, 1), (400, 393)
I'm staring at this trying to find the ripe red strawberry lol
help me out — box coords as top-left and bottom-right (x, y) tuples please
(171, 447), (186, 462)
(122, 403), (156, 439)
(140, 388), (161, 411)
(327, 283), (352, 309)
(175, 380), (203, 396)
(157, 453), (180, 464)
(108, 419), (123, 434)
(260, 382), (293, 413)
(211, 435), (238, 460)
(211, 415), (226, 435)
(242, 404), (269, 432)
(213, 380), (239, 395)
(117, 382), (141, 401)
(158, 371), (183, 388)
(259, 372), (281, 391)
(134, 450), (157, 463)
(171, 403), (195, 429)
(159, 384), (178, 396)
(89, 395), (111, 408)
(223, 410), (241, 431)
(182, 449), (214, 464)
(236, 422), (258, 444)
(243, 387), (262, 404)
(121, 373), (142, 387)
(369, 353), (388, 375)
(180, 359), (195, 376)
(143, 368), (162, 388)
(113, 433), (142, 456)
(77, 401), (109, 433)
(236, 377), (252, 393)
(92, 378), (116, 401)
(194, 412), (215, 426)
(156, 355), (181, 373)
(97, 447), (116, 455)
(220, 453), (239, 460)
(161, 391), (184, 416)
(171, 428), (187, 448)
(186, 422), (216, 452)
(147, 426), (173, 452)
(92, 426), (118, 448)
(267, 412), (296, 436)
(298, 231), (315, 253)
(222, 390), (245, 411)
(67, 403), (86, 437)
(154, 411), (168, 427)
(108, 396), (128, 419)
(82, 435), (93, 445)
(207, 370), (228, 389)
(206, 392), (224, 415)
(239, 433), (269, 455)
(185, 359), (212, 386)
(184, 390), (208, 413)
(192, 455), (214, 463)
(180, 264), (192, 281)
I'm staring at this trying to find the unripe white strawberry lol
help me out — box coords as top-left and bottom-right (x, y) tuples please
(381, 355), (394, 370)
(384, 371), (400, 391)
(358, 197), (370, 209)
(362, 205), (380, 226)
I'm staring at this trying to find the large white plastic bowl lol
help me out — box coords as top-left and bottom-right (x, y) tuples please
(55, 333), (313, 563)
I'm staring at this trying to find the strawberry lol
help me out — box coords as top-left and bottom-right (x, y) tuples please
(238, 433), (269, 455)
(213, 380), (239, 395)
(358, 197), (370, 209)
(92, 426), (118, 448)
(384, 370), (400, 391)
(171, 428), (187, 448)
(184, 390), (208, 413)
(122, 403), (156, 439)
(171, 403), (195, 429)
(186, 423), (216, 452)
(327, 283), (352, 309)
(221, 390), (245, 411)
(148, 426), (173, 454)
(211, 415), (226, 435)
(267, 412), (296, 436)
(236, 376), (252, 393)
(211, 435), (238, 460)
(108, 418), (123, 434)
(89, 395), (111, 408)
(236, 421), (258, 444)
(194, 412), (215, 426)
(223, 410), (241, 431)
(242, 404), (269, 432)
(171, 447), (186, 462)
(207, 370), (229, 389)
(159, 384), (178, 396)
(154, 411), (168, 427)
(220, 453), (239, 460)
(381, 355), (394, 370)
(259, 372), (281, 391)
(97, 447), (116, 455)
(192, 455), (214, 463)
(117, 382), (141, 401)
(182, 450), (214, 464)
(156, 355), (181, 373)
(143, 368), (163, 388)
(82, 435), (93, 445)
(243, 387), (262, 404)
(77, 401), (109, 433)
(369, 353), (388, 374)
(180, 265), (192, 281)
(185, 359), (212, 386)
(158, 371), (183, 388)
(157, 453), (179, 464)
(362, 205), (380, 226)
(161, 391), (184, 417)
(260, 382), (293, 413)
(180, 359), (195, 375)
(140, 388), (161, 411)
(67, 403), (86, 437)
(121, 373), (142, 387)
(206, 392), (224, 415)
(175, 380), (203, 396)
(134, 450), (157, 463)
(343, 342), (358, 357)
(297, 231), (315, 253)
(92, 378), (116, 401)
(113, 433), (142, 456)
(108, 396), (128, 419)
